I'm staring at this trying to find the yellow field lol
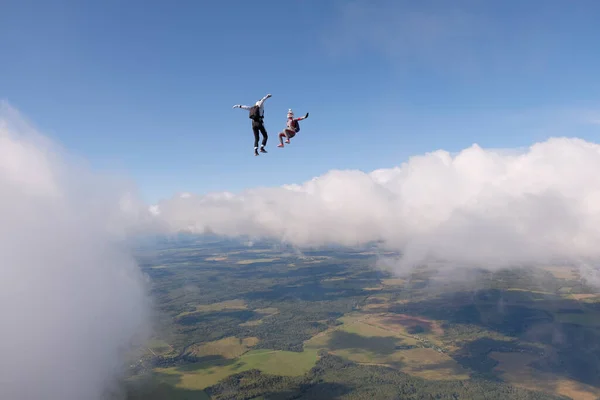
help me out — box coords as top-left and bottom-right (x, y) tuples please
(236, 258), (278, 265)
(176, 299), (248, 318)
(507, 288), (554, 295)
(185, 337), (259, 359)
(205, 256), (227, 261)
(381, 278), (406, 286)
(394, 348), (470, 380)
(229, 249), (278, 254)
(370, 314), (445, 337)
(490, 352), (600, 400)
(304, 312), (466, 381)
(147, 339), (174, 356)
(344, 320), (416, 342)
(363, 286), (384, 291)
(239, 307), (278, 327)
(540, 266), (579, 280)
(304, 259), (327, 264)
(196, 299), (247, 312)
(322, 277), (347, 282)
(239, 319), (263, 326)
(566, 294), (600, 304)
(154, 349), (318, 390)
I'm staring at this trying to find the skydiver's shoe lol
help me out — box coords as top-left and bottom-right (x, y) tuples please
(260, 147), (267, 153)
(285, 140), (290, 144)
(277, 143), (284, 147)
(254, 149), (259, 156)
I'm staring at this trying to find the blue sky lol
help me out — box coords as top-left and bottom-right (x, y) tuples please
(1, 0), (600, 204)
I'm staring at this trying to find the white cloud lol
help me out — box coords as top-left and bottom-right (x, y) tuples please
(154, 137), (600, 283)
(0, 102), (151, 400)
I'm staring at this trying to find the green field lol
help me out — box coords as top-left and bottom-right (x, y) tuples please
(125, 240), (600, 400)
(153, 349), (318, 390)
(304, 314), (469, 380)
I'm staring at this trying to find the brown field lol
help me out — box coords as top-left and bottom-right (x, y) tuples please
(239, 307), (279, 327)
(507, 288), (554, 295)
(539, 266), (579, 280)
(378, 314), (445, 336)
(185, 336), (259, 359)
(304, 312), (466, 380)
(301, 256), (331, 260)
(570, 293), (600, 301)
(254, 307), (279, 315)
(363, 301), (390, 312)
(205, 256), (227, 261)
(146, 339), (174, 356)
(322, 277), (347, 282)
(154, 349), (317, 391)
(239, 319), (263, 327)
(304, 259), (327, 264)
(229, 249), (276, 254)
(363, 286), (384, 291)
(490, 352), (600, 400)
(381, 278), (406, 286)
(236, 258), (278, 265)
(396, 348), (470, 380)
(195, 299), (247, 312)
(178, 299), (248, 318)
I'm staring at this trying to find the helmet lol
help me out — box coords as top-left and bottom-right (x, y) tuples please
(287, 109), (294, 118)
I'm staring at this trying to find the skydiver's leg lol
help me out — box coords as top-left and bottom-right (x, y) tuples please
(253, 126), (260, 155)
(259, 124), (268, 152)
(284, 129), (293, 144)
(278, 132), (286, 147)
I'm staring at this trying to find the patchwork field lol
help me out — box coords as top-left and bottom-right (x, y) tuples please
(305, 312), (469, 380)
(153, 348), (318, 390)
(239, 307), (279, 327)
(147, 339), (174, 356)
(540, 266), (580, 281)
(184, 336), (259, 359)
(235, 258), (278, 265)
(128, 241), (600, 400)
(381, 278), (406, 286)
(204, 256), (227, 261)
(176, 299), (248, 318)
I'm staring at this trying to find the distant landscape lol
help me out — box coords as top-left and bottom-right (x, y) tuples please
(124, 236), (600, 400)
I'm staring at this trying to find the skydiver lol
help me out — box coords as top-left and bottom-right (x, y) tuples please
(233, 93), (272, 156)
(277, 109), (309, 148)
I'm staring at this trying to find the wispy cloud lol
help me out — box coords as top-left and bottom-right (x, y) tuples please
(0, 102), (151, 400)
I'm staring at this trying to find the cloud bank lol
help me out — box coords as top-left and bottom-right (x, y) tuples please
(153, 137), (600, 279)
(0, 103), (151, 400)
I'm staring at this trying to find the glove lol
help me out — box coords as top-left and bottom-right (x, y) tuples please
(266, 94), (272, 98)
(305, 112), (309, 118)
(232, 105), (240, 108)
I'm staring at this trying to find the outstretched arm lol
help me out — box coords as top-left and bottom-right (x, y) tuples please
(255, 93), (272, 108)
(295, 112), (309, 121)
(232, 104), (252, 110)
